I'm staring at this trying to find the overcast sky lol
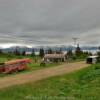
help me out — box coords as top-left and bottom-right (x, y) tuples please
(0, 0), (100, 47)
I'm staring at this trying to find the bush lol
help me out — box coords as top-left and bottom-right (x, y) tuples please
(94, 64), (100, 69)
(72, 55), (77, 60)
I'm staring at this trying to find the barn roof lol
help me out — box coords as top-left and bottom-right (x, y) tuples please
(87, 56), (98, 59)
(44, 54), (65, 59)
(5, 58), (31, 65)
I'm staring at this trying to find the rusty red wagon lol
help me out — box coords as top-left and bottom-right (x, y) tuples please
(0, 58), (31, 74)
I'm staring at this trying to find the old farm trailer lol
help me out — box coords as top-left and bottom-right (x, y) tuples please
(0, 58), (31, 74)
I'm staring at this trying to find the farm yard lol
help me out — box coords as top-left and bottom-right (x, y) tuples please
(0, 0), (100, 99)
(0, 48), (99, 100)
(0, 44), (91, 76)
(0, 53), (63, 77)
(0, 47), (87, 77)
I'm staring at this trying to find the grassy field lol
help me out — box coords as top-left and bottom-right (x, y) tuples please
(0, 64), (99, 100)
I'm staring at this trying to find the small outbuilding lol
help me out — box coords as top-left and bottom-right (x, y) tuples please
(25, 52), (32, 55)
(44, 54), (66, 63)
(86, 56), (99, 64)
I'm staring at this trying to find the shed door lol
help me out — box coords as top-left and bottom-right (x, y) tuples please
(87, 58), (92, 64)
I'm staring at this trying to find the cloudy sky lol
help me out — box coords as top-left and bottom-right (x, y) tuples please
(0, 0), (100, 47)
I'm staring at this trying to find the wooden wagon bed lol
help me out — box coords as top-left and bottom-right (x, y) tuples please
(0, 58), (31, 74)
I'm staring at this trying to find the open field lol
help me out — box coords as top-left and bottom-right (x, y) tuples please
(0, 63), (99, 100)
(0, 61), (88, 89)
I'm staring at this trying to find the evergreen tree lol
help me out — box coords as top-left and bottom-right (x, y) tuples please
(75, 44), (83, 56)
(97, 46), (100, 56)
(22, 50), (25, 56)
(56, 48), (63, 54)
(39, 48), (44, 58)
(97, 52), (100, 57)
(59, 48), (62, 53)
(47, 48), (53, 54)
(98, 46), (100, 51)
(67, 49), (73, 57)
(14, 48), (20, 55)
(0, 49), (3, 54)
(32, 48), (35, 57)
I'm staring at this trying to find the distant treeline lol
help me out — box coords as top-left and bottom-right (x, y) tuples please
(0, 45), (100, 60)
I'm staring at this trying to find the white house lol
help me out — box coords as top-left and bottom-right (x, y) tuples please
(25, 52), (32, 55)
(44, 54), (66, 62)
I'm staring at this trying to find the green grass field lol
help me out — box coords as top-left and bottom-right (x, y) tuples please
(0, 64), (99, 100)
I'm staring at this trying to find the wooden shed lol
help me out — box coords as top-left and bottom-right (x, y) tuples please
(0, 58), (31, 74)
(86, 56), (98, 64)
(44, 54), (66, 63)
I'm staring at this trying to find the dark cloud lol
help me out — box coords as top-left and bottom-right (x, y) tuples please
(0, 0), (100, 47)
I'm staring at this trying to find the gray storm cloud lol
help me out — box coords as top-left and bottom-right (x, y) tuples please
(0, 0), (100, 46)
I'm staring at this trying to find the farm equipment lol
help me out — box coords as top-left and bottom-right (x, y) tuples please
(0, 58), (31, 74)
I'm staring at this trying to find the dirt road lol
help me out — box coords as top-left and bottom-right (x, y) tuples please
(0, 61), (88, 89)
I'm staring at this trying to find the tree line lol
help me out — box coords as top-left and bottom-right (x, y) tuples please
(0, 45), (100, 60)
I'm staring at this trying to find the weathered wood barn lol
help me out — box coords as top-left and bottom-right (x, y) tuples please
(0, 58), (31, 74)
(44, 54), (66, 62)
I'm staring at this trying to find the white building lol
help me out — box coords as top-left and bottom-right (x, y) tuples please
(25, 52), (32, 55)
(86, 56), (98, 64)
(44, 54), (66, 62)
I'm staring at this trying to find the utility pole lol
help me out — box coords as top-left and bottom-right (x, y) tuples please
(72, 37), (79, 47)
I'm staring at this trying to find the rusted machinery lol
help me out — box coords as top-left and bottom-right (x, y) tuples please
(0, 58), (31, 74)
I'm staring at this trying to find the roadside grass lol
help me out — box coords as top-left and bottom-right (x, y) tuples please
(0, 64), (99, 100)
(27, 62), (62, 71)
